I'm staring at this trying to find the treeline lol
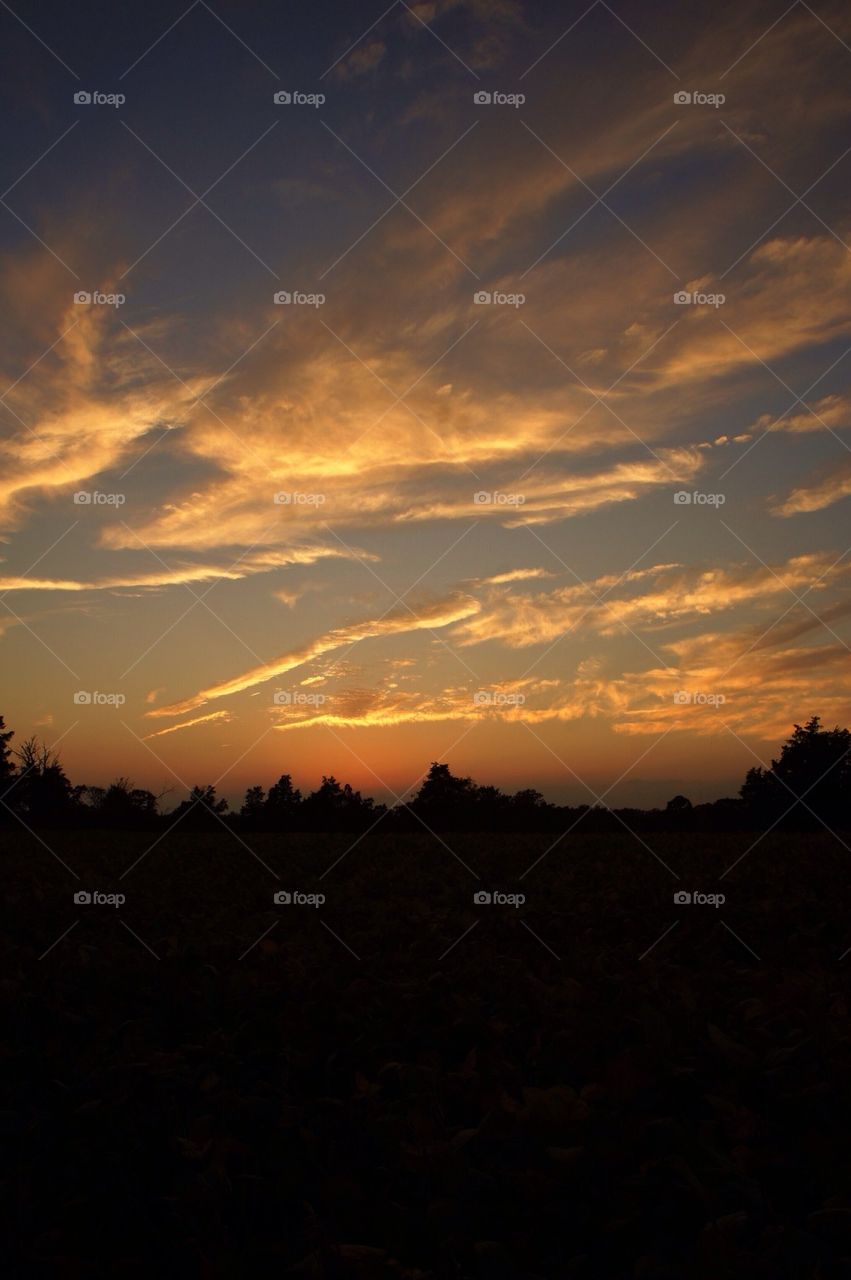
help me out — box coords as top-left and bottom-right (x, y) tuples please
(0, 715), (848, 833)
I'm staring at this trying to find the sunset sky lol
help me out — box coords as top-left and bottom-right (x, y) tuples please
(1, 0), (850, 807)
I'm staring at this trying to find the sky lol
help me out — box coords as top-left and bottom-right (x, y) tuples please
(1, 0), (850, 809)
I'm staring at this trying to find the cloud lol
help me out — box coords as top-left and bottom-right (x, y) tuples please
(480, 567), (553, 585)
(771, 459), (851, 516)
(0, 298), (206, 532)
(750, 391), (851, 436)
(42, 227), (845, 562)
(143, 710), (233, 740)
(139, 547), (851, 745)
(146, 592), (481, 718)
(451, 553), (847, 649)
(333, 40), (386, 79)
(269, 619), (851, 746)
(0, 544), (373, 592)
(611, 637), (851, 742)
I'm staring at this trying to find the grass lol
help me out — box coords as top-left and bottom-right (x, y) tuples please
(3, 826), (851, 1277)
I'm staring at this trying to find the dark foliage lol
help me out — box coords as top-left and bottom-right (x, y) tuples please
(0, 713), (13, 785)
(1, 716), (849, 835)
(9, 737), (83, 824)
(82, 777), (161, 830)
(740, 716), (851, 828)
(169, 784), (230, 831)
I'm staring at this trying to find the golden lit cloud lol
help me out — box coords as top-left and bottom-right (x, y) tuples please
(147, 592), (481, 718)
(771, 459), (851, 516)
(143, 710), (233, 740)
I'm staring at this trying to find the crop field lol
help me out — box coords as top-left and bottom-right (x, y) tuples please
(4, 827), (851, 1278)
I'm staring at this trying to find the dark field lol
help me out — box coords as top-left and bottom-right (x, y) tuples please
(4, 827), (851, 1278)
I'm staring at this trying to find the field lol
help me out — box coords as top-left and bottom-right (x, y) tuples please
(3, 826), (851, 1278)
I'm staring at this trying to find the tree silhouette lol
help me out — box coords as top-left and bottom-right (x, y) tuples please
(740, 716), (851, 826)
(240, 785), (267, 829)
(302, 775), (379, 832)
(170, 784), (229, 830)
(415, 762), (476, 810)
(0, 715), (14, 811)
(84, 777), (160, 827)
(266, 774), (302, 828)
(0, 710), (847, 834)
(11, 737), (81, 824)
(0, 715), (13, 777)
(410, 763), (514, 829)
(513, 788), (546, 810)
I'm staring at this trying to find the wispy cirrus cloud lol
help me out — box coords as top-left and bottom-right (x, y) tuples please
(143, 709), (233, 740)
(771, 459), (851, 517)
(0, 544), (374, 592)
(146, 592), (481, 718)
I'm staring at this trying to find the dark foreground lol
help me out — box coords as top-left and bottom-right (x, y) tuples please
(3, 826), (851, 1278)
